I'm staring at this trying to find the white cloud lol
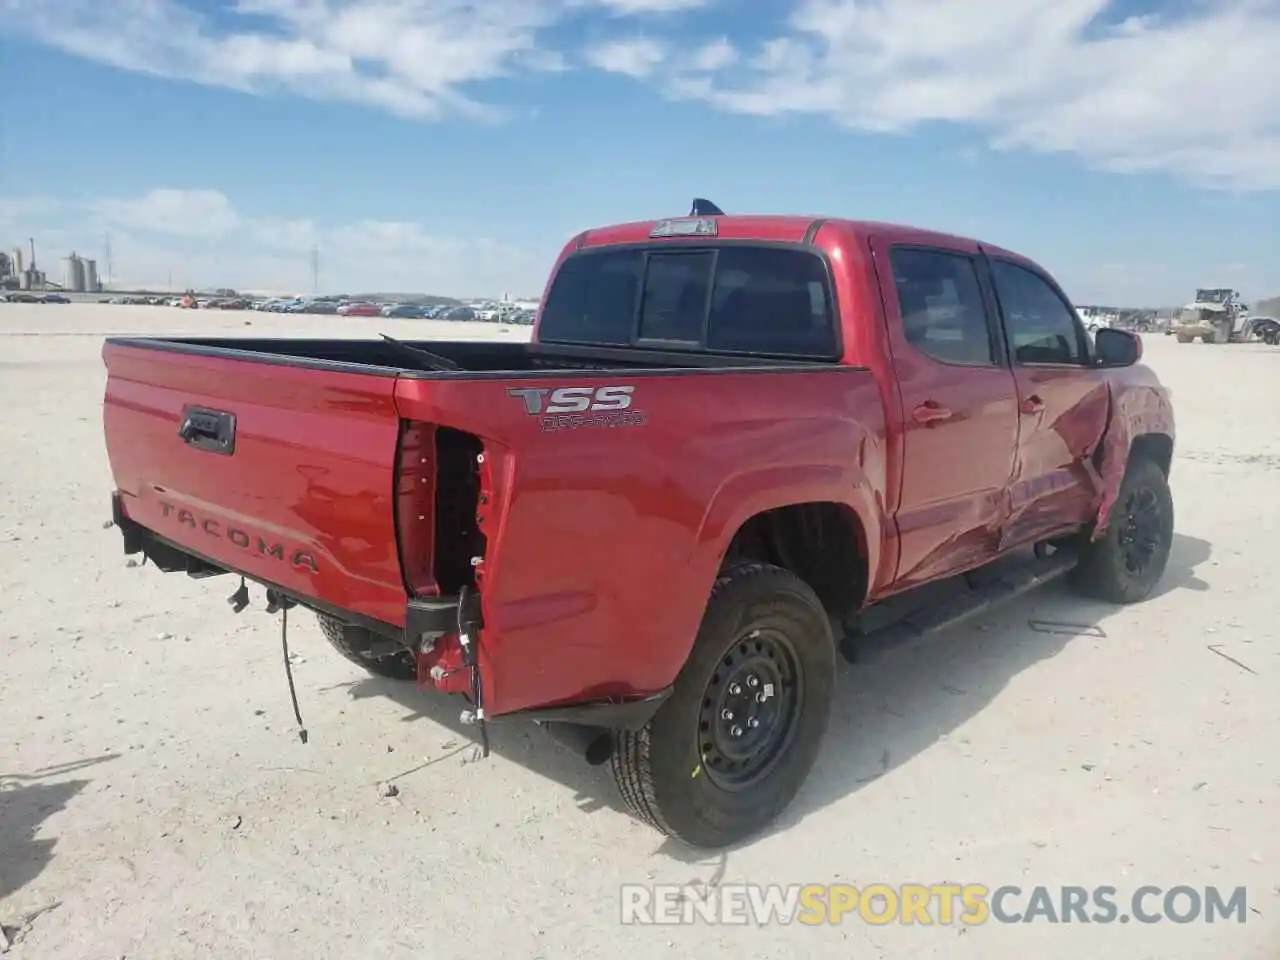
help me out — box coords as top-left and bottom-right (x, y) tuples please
(1, 189), (547, 296)
(0, 0), (673, 120)
(660, 0), (1280, 190)
(4, 0), (1280, 191)
(591, 0), (707, 12)
(584, 37), (667, 77)
(93, 189), (242, 237)
(687, 37), (737, 72)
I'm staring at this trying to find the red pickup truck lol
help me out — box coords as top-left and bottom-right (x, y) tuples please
(103, 205), (1175, 848)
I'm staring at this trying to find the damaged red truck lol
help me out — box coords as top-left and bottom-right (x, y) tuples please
(103, 206), (1175, 848)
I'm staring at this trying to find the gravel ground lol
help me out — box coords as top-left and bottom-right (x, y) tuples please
(1, 305), (1276, 959)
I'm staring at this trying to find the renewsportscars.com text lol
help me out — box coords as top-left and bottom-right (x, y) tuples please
(620, 883), (1250, 926)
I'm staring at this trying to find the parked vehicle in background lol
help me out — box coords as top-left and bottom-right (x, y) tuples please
(338, 302), (381, 317)
(102, 203), (1176, 850)
(1171, 288), (1269, 343)
(439, 306), (476, 321)
(41, 293), (71, 303)
(303, 300), (339, 314)
(1250, 316), (1280, 344)
(5, 292), (39, 303)
(1075, 307), (1114, 333)
(382, 304), (427, 318)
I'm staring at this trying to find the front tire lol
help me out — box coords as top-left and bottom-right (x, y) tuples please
(611, 562), (836, 848)
(1071, 456), (1174, 603)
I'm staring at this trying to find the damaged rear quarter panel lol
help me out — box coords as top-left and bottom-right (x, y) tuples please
(397, 366), (887, 717)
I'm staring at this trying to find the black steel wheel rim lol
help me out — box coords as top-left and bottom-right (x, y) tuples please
(697, 627), (803, 792)
(1117, 485), (1163, 575)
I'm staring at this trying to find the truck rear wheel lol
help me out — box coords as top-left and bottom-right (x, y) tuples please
(1070, 456), (1174, 604)
(611, 562), (835, 848)
(316, 613), (418, 681)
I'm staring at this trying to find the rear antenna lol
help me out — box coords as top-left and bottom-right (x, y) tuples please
(690, 198), (724, 216)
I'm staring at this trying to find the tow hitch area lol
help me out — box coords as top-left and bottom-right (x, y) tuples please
(408, 589), (490, 756)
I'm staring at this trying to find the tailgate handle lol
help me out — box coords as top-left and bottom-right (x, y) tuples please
(178, 406), (236, 455)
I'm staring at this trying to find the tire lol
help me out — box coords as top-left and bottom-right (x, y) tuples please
(316, 612), (418, 681)
(1176, 334), (1193, 343)
(611, 561), (836, 848)
(1070, 456), (1174, 604)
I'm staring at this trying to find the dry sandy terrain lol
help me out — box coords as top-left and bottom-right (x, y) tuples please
(1, 304), (1276, 959)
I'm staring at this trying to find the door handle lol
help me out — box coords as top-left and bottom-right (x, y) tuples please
(911, 401), (953, 425)
(1020, 395), (1046, 415)
(177, 405), (237, 455)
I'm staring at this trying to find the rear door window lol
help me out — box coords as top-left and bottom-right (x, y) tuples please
(888, 247), (995, 365)
(538, 244), (837, 358)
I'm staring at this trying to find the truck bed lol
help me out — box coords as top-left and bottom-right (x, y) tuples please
(120, 336), (833, 375)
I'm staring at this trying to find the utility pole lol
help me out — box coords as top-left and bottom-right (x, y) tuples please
(310, 244), (319, 295)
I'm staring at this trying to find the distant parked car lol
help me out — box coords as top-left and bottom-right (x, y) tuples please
(382, 304), (425, 318)
(440, 306), (476, 321)
(41, 293), (71, 303)
(1253, 317), (1280, 344)
(304, 301), (338, 314)
(338, 302), (381, 317)
(6, 292), (38, 303)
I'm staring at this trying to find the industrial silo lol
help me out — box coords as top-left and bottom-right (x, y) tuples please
(83, 258), (99, 292)
(62, 254), (86, 292)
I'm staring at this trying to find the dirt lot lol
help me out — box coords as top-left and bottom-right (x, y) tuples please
(1, 304), (1276, 959)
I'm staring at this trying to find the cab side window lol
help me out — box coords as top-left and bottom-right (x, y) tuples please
(990, 260), (1088, 365)
(888, 247), (995, 365)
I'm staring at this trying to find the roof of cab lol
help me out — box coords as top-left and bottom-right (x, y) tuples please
(575, 214), (1030, 265)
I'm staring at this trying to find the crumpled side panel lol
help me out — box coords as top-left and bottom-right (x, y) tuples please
(1091, 378), (1175, 539)
(997, 380), (1111, 550)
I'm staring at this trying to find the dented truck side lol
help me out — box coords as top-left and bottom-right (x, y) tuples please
(103, 211), (1174, 848)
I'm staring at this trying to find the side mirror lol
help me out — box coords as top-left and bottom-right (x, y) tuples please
(1094, 327), (1142, 366)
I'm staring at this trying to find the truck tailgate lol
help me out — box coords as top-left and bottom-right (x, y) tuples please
(103, 341), (407, 626)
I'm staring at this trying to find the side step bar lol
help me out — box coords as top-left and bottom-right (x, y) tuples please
(840, 546), (1079, 664)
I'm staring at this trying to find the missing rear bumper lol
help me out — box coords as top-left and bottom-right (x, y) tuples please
(111, 492), (673, 745)
(405, 591), (481, 642)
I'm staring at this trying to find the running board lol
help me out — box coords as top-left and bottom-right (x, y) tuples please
(840, 547), (1079, 664)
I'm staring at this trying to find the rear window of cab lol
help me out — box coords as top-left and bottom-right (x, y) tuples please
(537, 245), (839, 359)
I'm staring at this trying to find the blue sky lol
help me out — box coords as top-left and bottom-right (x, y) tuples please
(1, 0), (1277, 303)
